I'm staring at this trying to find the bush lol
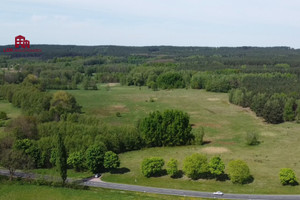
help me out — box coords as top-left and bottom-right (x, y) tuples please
(141, 157), (165, 178)
(279, 168), (298, 186)
(192, 127), (205, 145)
(245, 131), (259, 145)
(209, 156), (225, 177)
(104, 151), (120, 170)
(115, 112), (121, 117)
(227, 160), (252, 184)
(166, 158), (179, 178)
(0, 111), (7, 120)
(183, 153), (209, 180)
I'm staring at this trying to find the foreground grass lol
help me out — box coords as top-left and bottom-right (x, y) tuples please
(0, 181), (207, 200)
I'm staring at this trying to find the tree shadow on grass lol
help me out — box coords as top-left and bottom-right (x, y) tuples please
(286, 181), (299, 186)
(110, 167), (130, 174)
(216, 173), (230, 182)
(151, 169), (167, 177)
(202, 141), (211, 145)
(170, 170), (183, 179)
(243, 175), (254, 184)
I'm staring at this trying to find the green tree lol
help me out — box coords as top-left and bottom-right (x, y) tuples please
(139, 110), (193, 147)
(250, 93), (268, 117)
(0, 149), (34, 180)
(67, 151), (86, 172)
(190, 72), (206, 89)
(157, 72), (185, 89)
(141, 157), (165, 178)
(208, 156), (225, 177)
(183, 153), (209, 180)
(166, 158), (179, 178)
(296, 100), (300, 123)
(263, 93), (286, 124)
(56, 132), (67, 184)
(8, 116), (38, 139)
(13, 139), (42, 168)
(104, 151), (120, 170)
(86, 143), (107, 173)
(283, 98), (296, 121)
(279, 168), (298, 186)
(227, 160), (251, 184)
(192, 127), (205, 145)
(50, 91), (81, 121)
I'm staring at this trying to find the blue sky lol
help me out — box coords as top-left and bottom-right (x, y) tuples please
(1, 0), (300, 47)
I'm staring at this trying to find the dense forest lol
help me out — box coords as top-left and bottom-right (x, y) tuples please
(1, 45), (300, 179)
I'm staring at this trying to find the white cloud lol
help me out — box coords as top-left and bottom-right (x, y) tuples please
(31, 15), (48, 23)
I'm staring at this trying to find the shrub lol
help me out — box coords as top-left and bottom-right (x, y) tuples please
(209, 156), (225, 177)
(192, 127), (205, 145)
(183, 153), (209, 180)
(103, 151), (120, 170)
(279, 168), (298, 186)
(141, 157), (165, 178)
(245, 131), (259, 145)
(0, 111), (7, 120)
(227, 160), (251, 184)
(166, 158), (179, 178)
(115, 112), (121, 117)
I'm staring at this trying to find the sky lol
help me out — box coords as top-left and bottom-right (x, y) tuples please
(1, 0), (300, 48)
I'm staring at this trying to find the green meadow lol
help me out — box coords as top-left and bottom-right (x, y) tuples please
(0, 99), (21, 139)
(65, 85), (300, 194)
(3, 85), (300, 194)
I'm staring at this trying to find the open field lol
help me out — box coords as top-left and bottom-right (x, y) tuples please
(0, 99), (21, 139)
(3, 85), (300, 194)
(0, 181), (206, 200)
(60, 86), (300, 194)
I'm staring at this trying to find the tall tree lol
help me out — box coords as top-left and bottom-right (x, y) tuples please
(56, 132), (67, 184)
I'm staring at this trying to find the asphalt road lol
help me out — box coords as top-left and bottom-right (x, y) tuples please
(1, 169), (300, 200)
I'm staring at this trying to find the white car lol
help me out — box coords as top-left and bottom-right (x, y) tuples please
(94, 173), (101, 178)
(213, 191), (224, 196)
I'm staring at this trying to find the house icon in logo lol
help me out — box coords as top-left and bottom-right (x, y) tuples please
(15, 35), (30, 48)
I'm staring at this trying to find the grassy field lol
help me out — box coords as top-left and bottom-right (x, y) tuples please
(62, 85), (300, 194)
(0, 181), (207, 200)
(3, 85), (300, 194)
(0, 99), (21, 139)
